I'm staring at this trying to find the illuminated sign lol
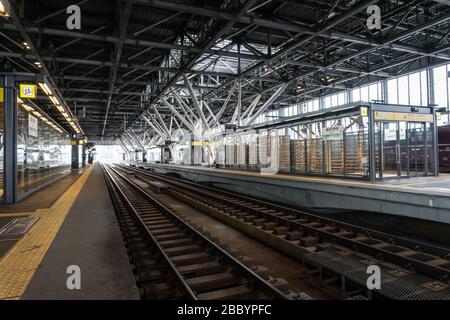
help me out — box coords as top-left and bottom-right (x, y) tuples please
(19, 84), (37, 99)
(0, 87), (4, 103)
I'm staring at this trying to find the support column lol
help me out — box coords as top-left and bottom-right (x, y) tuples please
(381, 80), (388, 103)
(427, 67), (435, 107)
(3, 75), (17, 203)
(82, 143), (86, 167)
(71, 140), (80, 169)
(368, 105), (376, 181)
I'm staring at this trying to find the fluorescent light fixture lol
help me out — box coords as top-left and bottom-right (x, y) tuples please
(38, 79), (83, 135)
(22, 104), (34, 112)
(38, 82), (52, 96)
(49, 96), (60, 106)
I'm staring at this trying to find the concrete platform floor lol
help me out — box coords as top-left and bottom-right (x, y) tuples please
(142, 162), (450, 196)
(21, 164), (139, 300)
(0, 215), (28, 258)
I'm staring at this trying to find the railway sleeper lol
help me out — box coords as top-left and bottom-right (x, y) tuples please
(142, 217), (171, 224)
(250, 265), (270, 279)
(252, 218), (267, 226)
(299, 236), (319, 247)
(170, 190), (317, 261)
(151, 227), (182, 235)
(136, 269), (167, 283)
(178, 261), (228, 277)
(286, 231), (304, 240)
(142, 282), (178, 300)
(165, 244), (204, 256)
(171, 252), (216, 266)
(132, 257), (160, 270)
(186, 272), (244, 293)
(154, 232), (187, 241)
(197, 284), (264, 300)
(243, 215), (257, 222)
(273, 226), (290, 235)
(159, 238), (195, 248)
(146, 223), (176, 230)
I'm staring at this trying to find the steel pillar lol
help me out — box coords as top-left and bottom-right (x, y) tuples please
(3, 75), (18, 203)
(368, 105), (376, 181)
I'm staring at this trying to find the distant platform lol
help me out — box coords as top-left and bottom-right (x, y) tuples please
(128, 162), (450, 224)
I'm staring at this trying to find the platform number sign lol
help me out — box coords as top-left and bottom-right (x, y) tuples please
(19, 84), (37, 99)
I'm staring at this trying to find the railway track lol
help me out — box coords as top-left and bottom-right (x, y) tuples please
(120, 163), (450, 300)
(102, 164), (294, 300)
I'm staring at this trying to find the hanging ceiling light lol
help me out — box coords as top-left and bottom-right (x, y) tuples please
(0, 1), (9, 17)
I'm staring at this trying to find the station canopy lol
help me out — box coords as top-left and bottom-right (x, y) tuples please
(1, 0), (450, 141)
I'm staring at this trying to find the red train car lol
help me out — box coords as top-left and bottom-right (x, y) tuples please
(438, 125), (450, 172)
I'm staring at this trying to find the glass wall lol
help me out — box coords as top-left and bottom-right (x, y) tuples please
(288, 114), (369, 178)
(433, 65), (449, 125)
(17, 104), (71, 197)
(258, 66), (445, 128)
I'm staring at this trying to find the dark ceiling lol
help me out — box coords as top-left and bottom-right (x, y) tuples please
(1, 0), (450, 140)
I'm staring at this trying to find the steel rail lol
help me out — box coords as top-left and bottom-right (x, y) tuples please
(104, 164), (290, 300)
(103, 164), (198, 299)
(122, 164), (450, 282)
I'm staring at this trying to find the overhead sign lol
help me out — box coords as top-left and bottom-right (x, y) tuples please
(0, 87), (4, 103)
(374, 111), (433, 123)
(19, 84), (37, 99)
(323, 126), (344, 141)
(28, 114), (38, 137)
(360, 106), (368, 117)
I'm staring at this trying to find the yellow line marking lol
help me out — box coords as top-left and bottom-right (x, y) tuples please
(0, 166), (93, 300)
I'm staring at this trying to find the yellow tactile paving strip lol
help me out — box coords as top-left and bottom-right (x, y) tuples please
(0, 166), (93, 300)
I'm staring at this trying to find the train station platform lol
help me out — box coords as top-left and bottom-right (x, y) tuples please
(128, 162), (450, 225)
(0, 164), (139, 300)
